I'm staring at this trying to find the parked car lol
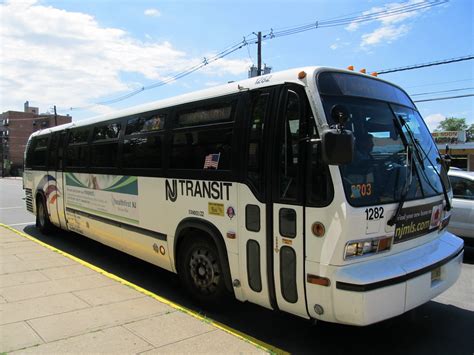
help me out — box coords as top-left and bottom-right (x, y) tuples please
(447, 170), (474, 239)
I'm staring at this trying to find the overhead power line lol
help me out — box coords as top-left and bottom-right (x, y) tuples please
(376, 55), (474, 74)
(410, 87), (474, 96)
(413, 94), (474, 103)
(405, 78), (473, 89)
(67, 0), (446, 111)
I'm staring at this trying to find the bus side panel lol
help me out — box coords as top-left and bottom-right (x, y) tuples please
(63, 173), (173, 271)
(138, 177), (243, 298)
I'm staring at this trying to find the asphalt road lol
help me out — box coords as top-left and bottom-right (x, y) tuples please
(1, 177), (473, 355)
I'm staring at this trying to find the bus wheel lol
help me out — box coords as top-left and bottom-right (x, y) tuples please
(178, 236), (226, 305)
(36, 197), (52, 234)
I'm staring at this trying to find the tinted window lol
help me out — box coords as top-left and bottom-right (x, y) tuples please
(66, 146), (89, 168)
(170, 127), (233, 170)
(278, 91), (301, 201)
(90, 143), (118, 168)
(30, 136), (49, 168)
(47, 134), (59, 170)
(69, 129), (89, 144)
(247, 92), (269, 194)
(123, 135), (163, 169)
(66, 129), (90, 168)
(450, 176), (474, 200)
(93, 122), (121, 141)
(126, 114), (165, 135)
(318, 72), (414, 108)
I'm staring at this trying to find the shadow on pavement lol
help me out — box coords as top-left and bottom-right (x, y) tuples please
(21, 225), (474, 355)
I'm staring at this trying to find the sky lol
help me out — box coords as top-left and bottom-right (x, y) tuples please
(0, 0), (472, 131)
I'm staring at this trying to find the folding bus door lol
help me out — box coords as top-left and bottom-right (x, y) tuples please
(271, 85), (309, 318)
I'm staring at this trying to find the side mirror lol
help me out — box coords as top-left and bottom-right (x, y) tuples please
(321, 129), (354, 165)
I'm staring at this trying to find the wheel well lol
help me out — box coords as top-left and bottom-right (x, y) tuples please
(35, 192), (46, 212)
(174, 218), (233, 293)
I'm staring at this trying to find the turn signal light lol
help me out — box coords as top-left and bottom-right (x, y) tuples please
(307, 274), (331, 287)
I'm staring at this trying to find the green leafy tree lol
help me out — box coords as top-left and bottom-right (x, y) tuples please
(435, 117), (468, 132)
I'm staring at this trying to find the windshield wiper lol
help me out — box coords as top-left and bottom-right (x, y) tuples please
(388, 143), (413, 226)
(398, 116), (451, 212)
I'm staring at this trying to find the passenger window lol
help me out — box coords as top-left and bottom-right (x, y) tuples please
(126, 114), (165, 135)
(93, 123), (121, 141)
(66, 129), (90, 168)
(30, 136), (49, 168)
(247, 92), (269, 194)
(47, 134), (59, 170)
(170, 98), (236, 170)
(122, 113), (166, 170)
(90, 143), (118, 168)
(170, 128), (232, 170)
(123, 135), (163, 169)
(278, 90), (301, 201)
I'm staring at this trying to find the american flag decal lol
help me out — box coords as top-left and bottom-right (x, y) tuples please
(204, 153), (220, 169)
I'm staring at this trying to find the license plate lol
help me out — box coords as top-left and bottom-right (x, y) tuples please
(431, 267), (441, 283)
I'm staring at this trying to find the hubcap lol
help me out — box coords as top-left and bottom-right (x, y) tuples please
(189, 247), (220, 294)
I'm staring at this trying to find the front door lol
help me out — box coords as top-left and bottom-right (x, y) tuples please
(271, 85), (309, 318)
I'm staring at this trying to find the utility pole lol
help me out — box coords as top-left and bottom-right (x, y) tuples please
(257, 31), (262, 76)
(53, 105), (58, 126)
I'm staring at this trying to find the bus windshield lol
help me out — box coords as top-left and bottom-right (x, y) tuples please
(318, 72), (449, 207)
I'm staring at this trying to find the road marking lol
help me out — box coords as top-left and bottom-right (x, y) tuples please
(8, 222), (35, 227)
(0, 223), (287, 355)
(0, 206), (24, 210)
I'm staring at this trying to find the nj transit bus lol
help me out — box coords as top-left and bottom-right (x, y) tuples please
(23, 67), (464, 326)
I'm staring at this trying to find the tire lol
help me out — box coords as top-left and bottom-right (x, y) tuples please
(36, 196), (53, 234)
(178, 236), (227, 306)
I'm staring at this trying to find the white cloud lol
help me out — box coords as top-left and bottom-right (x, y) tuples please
(329, 38), (349, 50)
(424, 113), (445, 132)
(0, 1), (249, 116)
(144, 8), (161, 17)
(346, 0), (432, 48)
(361, 24), (409, 46)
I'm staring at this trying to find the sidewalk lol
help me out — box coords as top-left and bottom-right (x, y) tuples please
(0, 225), (269, 354)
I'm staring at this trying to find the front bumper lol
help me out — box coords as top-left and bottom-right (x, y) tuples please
(306, 232), (464, 325)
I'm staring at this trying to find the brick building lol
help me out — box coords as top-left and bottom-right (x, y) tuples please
(0, 102), (72, 176)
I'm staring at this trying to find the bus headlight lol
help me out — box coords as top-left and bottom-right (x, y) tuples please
(344, 236), (392, 259)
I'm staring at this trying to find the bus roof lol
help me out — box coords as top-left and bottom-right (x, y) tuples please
(30, 66), (403, 137)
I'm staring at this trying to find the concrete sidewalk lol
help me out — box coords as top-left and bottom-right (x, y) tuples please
(0, 226), (268, 354)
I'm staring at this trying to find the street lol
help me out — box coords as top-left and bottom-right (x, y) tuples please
(1, 177), (473, 355)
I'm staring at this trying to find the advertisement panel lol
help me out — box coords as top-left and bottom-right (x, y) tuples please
(65, 173), (139, 225)
(393, 200), (443, 244)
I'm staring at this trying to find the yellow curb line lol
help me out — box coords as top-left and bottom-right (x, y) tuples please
(0, 223), (288, 355)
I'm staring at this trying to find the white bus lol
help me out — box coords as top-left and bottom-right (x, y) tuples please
(23, 67), (464, 326)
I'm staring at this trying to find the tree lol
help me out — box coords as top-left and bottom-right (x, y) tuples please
(435, 117), (468, 132)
